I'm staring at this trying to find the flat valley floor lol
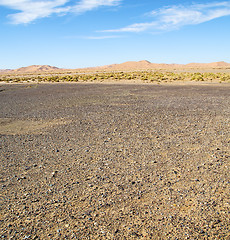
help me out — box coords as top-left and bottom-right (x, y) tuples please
(0, 83), (229, 239)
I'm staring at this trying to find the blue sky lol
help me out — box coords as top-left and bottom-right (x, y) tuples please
(0, 0), (230, 69)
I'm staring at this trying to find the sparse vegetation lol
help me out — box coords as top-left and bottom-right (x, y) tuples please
(0, 71), (230, 83)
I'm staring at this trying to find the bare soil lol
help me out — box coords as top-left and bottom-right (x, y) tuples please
(0, 83), (229, 239)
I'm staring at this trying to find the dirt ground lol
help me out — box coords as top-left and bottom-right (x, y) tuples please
(0, 83), (229, 239)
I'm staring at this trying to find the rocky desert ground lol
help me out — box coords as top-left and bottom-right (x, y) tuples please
(0, 82), (229, 239)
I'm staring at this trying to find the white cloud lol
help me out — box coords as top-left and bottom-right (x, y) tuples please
(0, 0), (121, 24)
(102, 1), (230, 33)
(64, 34), (122, 39)
(72, 0), (121, 13)
(84, 35), (122, 39)
(103, 22), (157, 33)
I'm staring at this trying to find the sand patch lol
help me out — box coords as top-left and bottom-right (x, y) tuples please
(0, 118), (69, 135)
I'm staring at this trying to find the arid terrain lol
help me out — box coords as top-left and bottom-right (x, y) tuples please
(1, 61), (230, 86)
(0, 82), (229, 239)
(1, 60), (230, 75)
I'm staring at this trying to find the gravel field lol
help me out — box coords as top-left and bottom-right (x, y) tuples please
(0, 83), (229, 239)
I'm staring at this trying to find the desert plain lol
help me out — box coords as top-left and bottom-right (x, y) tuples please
(0, 64), (230, 239)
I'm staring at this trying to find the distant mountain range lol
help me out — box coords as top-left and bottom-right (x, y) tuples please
(0, 65), (62, 74)
(90, 60), (230, 71)
(1, 61), (230, 74)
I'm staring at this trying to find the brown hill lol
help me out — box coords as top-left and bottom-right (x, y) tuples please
(103, 60), (153, 70)
(13, 65), (61, 73)
(185, 61), (230, 68)
(1, 61), (230, 74)
(84, 61), (230, 71)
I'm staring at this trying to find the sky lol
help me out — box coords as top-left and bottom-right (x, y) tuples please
(0, 0), (230, 69)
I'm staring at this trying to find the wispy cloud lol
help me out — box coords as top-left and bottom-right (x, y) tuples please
(72, 0), (121, 13)
(102, 1), (230, 33)
(0, 0), (122, 24)
(64, 34), (123, 39)
(83, 35), (122, 39)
